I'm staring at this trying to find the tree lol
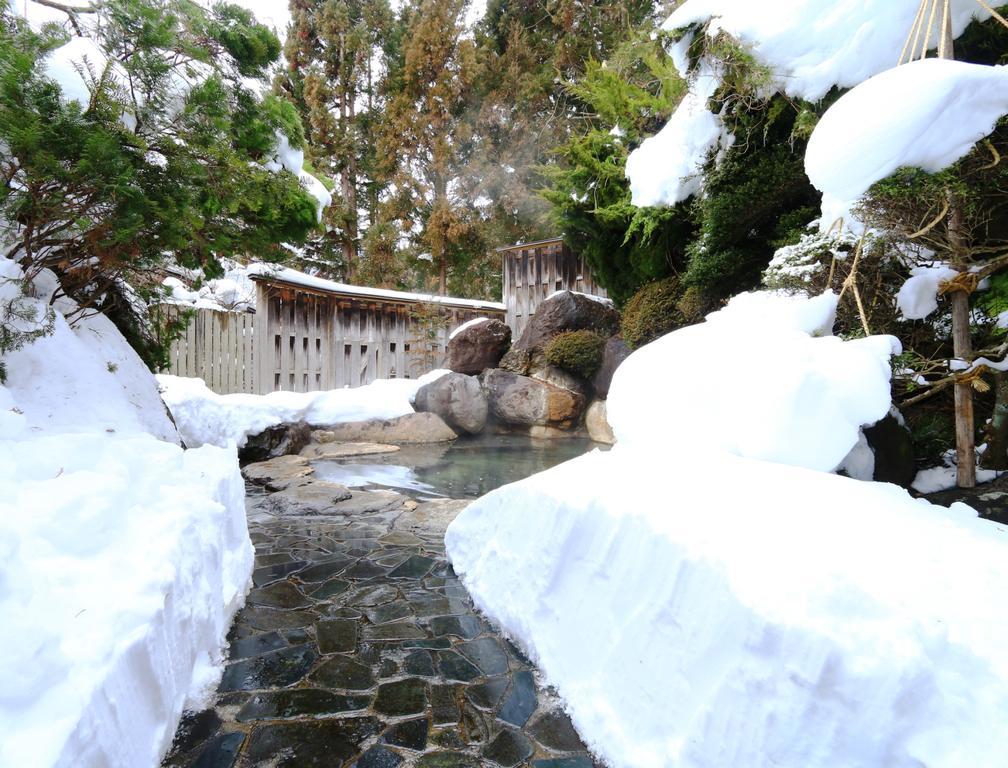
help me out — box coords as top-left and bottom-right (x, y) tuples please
(0, 0), (322, 367)
(279, 0), (393, 279)
(377, 0), (483, 296)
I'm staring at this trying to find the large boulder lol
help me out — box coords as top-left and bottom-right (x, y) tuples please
(483, 368), (586, 430)
(313, 412), (458, 444)
(414, 372), (488, 435)
(585, 400), (615, 445)
(864, 410), (915, 488)
(447, 319), (512, 375)
(500, 291), (620, 376)
(592, 337), (631, 399)
(240, 421), (312, 463)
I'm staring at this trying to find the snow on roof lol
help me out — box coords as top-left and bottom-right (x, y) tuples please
(246, 263), (506, 312)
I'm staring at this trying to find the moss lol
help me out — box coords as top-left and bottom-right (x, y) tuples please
(544, 330), (607, 379)
(621, 276), (686, 349)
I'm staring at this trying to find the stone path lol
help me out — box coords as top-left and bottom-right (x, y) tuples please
(162, 470), (601, 768)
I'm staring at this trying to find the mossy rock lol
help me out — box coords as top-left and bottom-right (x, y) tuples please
(621, 277), (686, 349)
(544, 330), (607, 379)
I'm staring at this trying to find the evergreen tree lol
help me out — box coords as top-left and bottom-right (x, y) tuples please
(0, 0), (321, 366)
(279, 0), (393, 280)
(377, 0), (484, 296)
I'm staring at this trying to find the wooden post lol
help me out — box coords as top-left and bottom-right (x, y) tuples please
(941, 9), (976, 488)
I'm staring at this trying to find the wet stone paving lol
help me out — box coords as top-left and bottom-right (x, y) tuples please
(163, 474), (601, 768)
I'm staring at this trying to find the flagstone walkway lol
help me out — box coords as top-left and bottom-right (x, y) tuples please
(162, 479), (600, 768)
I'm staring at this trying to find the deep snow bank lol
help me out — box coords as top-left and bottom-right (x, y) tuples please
(158, 369), (450, 448)
(446, 291), (1008, 768)
(0, 258), (253, 767)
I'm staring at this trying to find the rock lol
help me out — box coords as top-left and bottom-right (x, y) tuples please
(447, 319), (511, 375)
(263, 480), (354, 515)
(585, 400), (615, 445)
(592, 336), (631, 399)
(314, 412), (458, 444)
(393, 499), (471, 539)
(499, 291), (619, 375)
(482, 369), (585, 430)
(243, 454), (314, 486)
(300, 442), (401, 460)
(864, 410), (915, 488)
(414, 373), (488, 435)
(529, 364), (589, 397)
(240, 421), (312, 463)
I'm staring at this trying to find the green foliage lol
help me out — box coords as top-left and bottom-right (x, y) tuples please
(979, 272), (1008, 320)
(0, 0), (319, 367)
(542, 29), (696, 305)
(620, 276), (686, 349)
(544, 329), (606, 378)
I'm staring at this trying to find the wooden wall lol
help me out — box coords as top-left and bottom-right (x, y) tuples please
(501, 238), (609, 339)
(161, 282), (504, 394)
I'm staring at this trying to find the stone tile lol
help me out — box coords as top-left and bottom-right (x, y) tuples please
(388, 554), (436, 579)
(227, 632), (287, 661)
(362, 620), (426, 640)
(528, 710), (583, 752)
(163, 709), (221, 762)
(531, 760), (595, 768)
(436, 650), (481, 683)
(307, 577), (351, 600)
(402, 637), (452, 650)
(482, 728), (534, 767)
(251, 560), (307, 586)
(296, 555), (355, 583)
(465, 676), (509, 711)
(352, 746), (404, 768)
(364, 600), (414, 624)
(238, 605), (316, 631)
(430, 684), (460, 726)
(246, 581), (312, 609)
(415, 753), (481, 768)
(218, 644), (317, 692)
(382, 717), (429, 751)
(310, 655), (375, 691)
(374, 678), (428, 717)
(242, 717), (380, 766)
(236, 689), (370, 722)
(342, 583), (399, 607)
(457, 637), (509, 676)
(498, 671), (536, 727)
(316, 618), (358, 654)
(427, 615), (482, 640)
(190, 731), (244, 768)
(344, 559), (391, 579)
(403, 649), (436, 677)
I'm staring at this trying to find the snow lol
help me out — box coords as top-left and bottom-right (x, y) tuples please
(245, 263), (507, 311)
(162, 259), (257, 312)
(626, 63), (732, 207)
(449, 316), (489, 341)
(663, 0), (990, 102)
(0, 256), (253, 767)
(896, 264), (960, 320)
(157, 369), (450, 449)
(806, 59), (1008, 225)
(264, 131), (333, 221)
(545, 289), (615, 307)
(447, 290), (1008, 767)
(43, 36), (109, 107)
(912, 449), (1000, 492)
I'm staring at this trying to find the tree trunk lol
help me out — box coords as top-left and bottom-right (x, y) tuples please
(981, 371), (1008, 470)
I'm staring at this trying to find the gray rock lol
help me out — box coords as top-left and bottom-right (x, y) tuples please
(393, 499), (471, 539)
(414, 373), (488, 435)
(300, 442), (401, 460)
(239, 421), (312, 463)
(500, 291), (619, 375)
(482, 369), (585, 430)
(242, 454), (314, 487)
(592, 336), (631, 399)
(447, 319), (511, 375)
(314, 412), (458, 444)
(585, 400), (615, 445)
(257, 479), (354, 516)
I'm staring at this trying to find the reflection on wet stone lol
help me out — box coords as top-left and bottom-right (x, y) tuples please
(365, 600), (414, 624)
(218, 644), (317, 692)
(191, 731), (244, 768)
(310, 655), (375, 690)
(242, 717), (380, 766)
(498, 670), (537, 726)
(246, 580), (312, 609)
(529, 710), (585, 752)
(352, 746), (404, 768)
(227, 631), (286, 661)
(466, 676), (510, 711)
(428, 615), (482, 639)
(437, 650), (481, 682)
(235, 689), (371, 721)
(482, 728), (534, 767)
(457, 637), (509, 676)
(382, 716), (430, 751)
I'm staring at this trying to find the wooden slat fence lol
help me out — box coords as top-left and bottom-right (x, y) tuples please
(500, 237), (609, 339)
(160, 279), (505, 395)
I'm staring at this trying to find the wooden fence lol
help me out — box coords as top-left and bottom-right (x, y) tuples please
(160, 275), (505, 394)
(500, 238), (609, 339)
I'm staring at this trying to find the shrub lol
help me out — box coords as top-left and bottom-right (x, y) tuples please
(544, 330), (607, 379)
(621, 276), (686, 349)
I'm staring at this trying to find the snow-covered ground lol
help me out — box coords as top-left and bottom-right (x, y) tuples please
(446, 290), (1008, 768)
(0, 257), (253, 767)
(158, 369), (450, 449)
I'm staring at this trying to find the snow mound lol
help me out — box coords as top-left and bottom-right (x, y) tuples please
(664, 0), (989, 102)
(449, 316), (489, 341)
(806, 60), (1008, 224)
(607, 291), (899, 472)
(158, 369), (450, 448)
(447, 290), (1008, 766)
(896, 264), (960, 320)
(447, 448), (1008, 768)
(1, 255), (253, 767)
